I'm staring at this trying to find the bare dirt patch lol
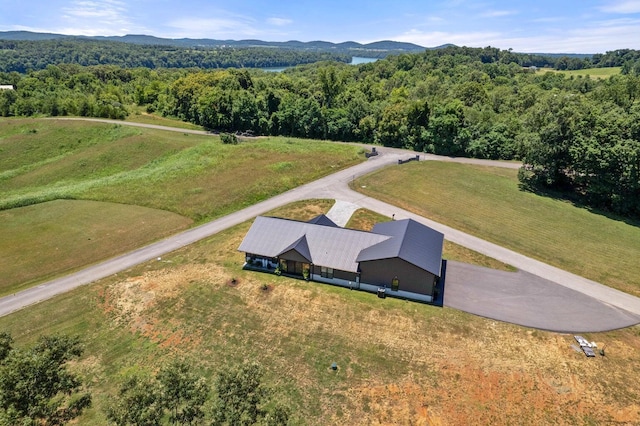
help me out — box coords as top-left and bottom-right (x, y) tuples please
(90, 203), (640, 425)
(100, 263), (227, 350)
(105, 254), (640, 425)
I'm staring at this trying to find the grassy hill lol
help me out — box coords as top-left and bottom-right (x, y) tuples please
(0, 200), (638, 425)
(0, 118), (364, 292)
(353, 161), (640, 296)
(3, 118), (640, 424)
(537, 66), (622, 79)
(0, 118), (364, 219)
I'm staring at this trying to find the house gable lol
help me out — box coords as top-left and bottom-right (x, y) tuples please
(358, 219), (444, 277)
(306, 214), (338, 227)
(277, 235), (311, 262)
(238, 216), (389, 273)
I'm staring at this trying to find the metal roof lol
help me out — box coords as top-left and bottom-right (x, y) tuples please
(279, 234), (312, 262)
(357, 219), (444, 276)
(306, 214), (338, 227)
(239, 216), (444, 276)
(238, 216), (390, 272)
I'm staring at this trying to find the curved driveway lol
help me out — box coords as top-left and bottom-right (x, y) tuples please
(3, 119), (640, 332)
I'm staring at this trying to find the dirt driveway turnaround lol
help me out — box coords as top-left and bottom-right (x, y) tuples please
(444, 261), (640, 333)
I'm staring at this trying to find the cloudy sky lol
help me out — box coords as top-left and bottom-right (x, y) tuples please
(1, 0), (640, 53)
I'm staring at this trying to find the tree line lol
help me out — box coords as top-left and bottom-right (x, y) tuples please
(1, 45), (638, 218)
(0, 332), (290, 425)
(0, 39), (350, 73)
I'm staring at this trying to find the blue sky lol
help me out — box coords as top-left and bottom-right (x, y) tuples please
(1, 0), (640, 53)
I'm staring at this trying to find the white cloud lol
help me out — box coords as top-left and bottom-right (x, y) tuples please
(58, 0), (142, 35)
(392, 16), (640, 53)
(480, 10), (517, 18)
(495, 19), (640, 52)
(600, 1), (640, 13)
(530, 16), (564, 23)
(267, 17), (292, 26)
(394, 29), (503, 48)
(63, 0), (125, 18)
(167, 17), (260, 39)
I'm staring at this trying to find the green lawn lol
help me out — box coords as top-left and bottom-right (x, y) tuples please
(0, 200), (192, 295)
(353, 161), (640, 296)
(0, 118), (364, 292)
(1, 118), (364, 222)
(125, 108), (204, 130)
(1, 200), (639, 425)
(537, 66), (621, 79)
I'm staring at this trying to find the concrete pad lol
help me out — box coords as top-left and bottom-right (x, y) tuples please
(326, 200), (360, 227)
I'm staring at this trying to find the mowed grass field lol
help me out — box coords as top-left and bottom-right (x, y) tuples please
(1, 200), (639, 425)
(537, 66), (622, 79)
(354, 161), (640, 296)
(125, 108), (204, 130)
(0, 117), (364, 292)
(0, 200), (192, 295)
(0, 118), (363, 220)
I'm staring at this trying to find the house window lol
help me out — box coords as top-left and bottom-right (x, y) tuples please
(279, 259), (288, 273)
(391, 276), (399, 291)
(320, 267), (334, 279)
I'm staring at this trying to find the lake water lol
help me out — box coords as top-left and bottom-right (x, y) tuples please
(261, 56), (378, 72)
(351, 56), (378, 65)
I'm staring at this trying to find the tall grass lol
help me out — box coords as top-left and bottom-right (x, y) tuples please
(0, 118), (364, 222)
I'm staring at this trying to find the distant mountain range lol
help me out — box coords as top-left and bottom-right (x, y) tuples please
(0, 31), (437, 53)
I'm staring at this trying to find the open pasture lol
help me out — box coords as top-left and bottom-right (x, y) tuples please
(354, 161), (640, 296)
(537, 66), (621, 79)
(0, 200), (639, 425)
(0, 118), (363, 291)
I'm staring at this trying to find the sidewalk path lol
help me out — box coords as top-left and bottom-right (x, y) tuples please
(326, 200), (360, 227)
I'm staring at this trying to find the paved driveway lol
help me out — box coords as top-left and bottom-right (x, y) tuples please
(443, 261), (640, 332)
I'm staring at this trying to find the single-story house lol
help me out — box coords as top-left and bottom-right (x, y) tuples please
(238, 215), (444, 303)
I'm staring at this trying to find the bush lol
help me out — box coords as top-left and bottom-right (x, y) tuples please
(220, 132), (238, 145)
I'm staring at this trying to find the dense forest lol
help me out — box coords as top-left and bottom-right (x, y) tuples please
(2, 38), (640, 73)
(1, 44), (639, 218)
(0, 39), (351, 72)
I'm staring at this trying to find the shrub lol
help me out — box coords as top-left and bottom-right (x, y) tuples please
(220, 133), (238, 145)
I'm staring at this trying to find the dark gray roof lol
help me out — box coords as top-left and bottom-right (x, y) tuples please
(307, 214), (338, 227)
(357, 219), (444, 276)
(239, 216), (444, 276)
(279, 234), (312, 262)
(238, 216), (389, 272)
